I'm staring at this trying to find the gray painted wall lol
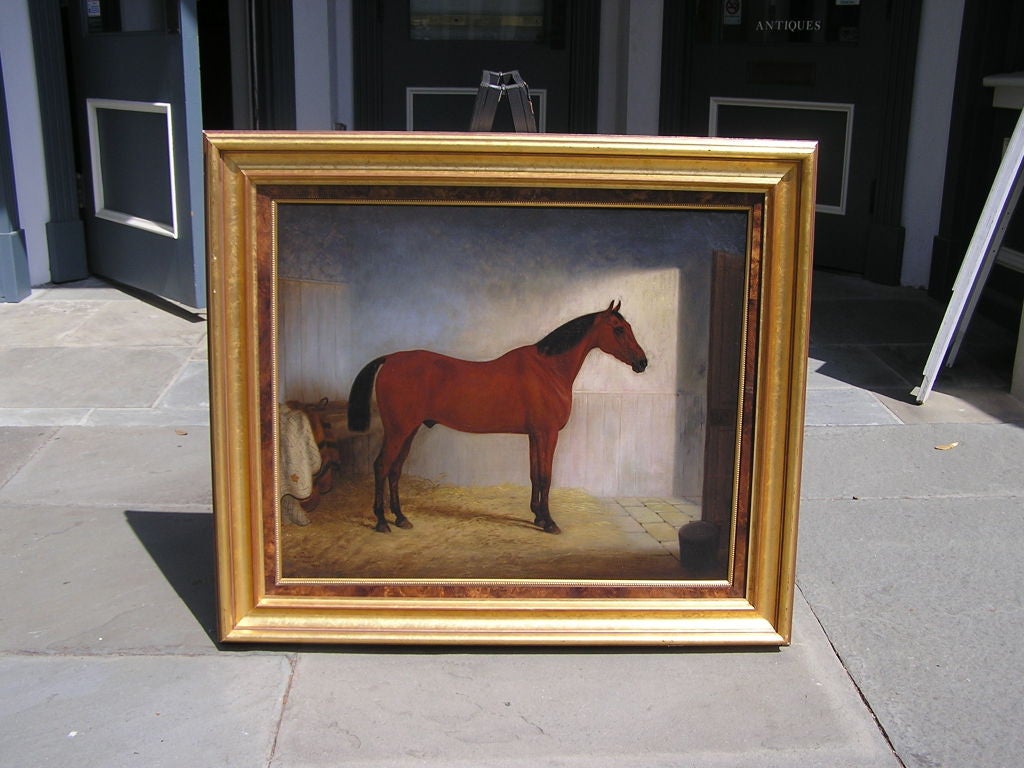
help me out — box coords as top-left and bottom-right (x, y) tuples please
(900, 0), (966, 287)
(1, 0), (50, 287)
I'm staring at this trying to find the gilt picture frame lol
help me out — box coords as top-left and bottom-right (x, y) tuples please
(204, 131), (816, 646)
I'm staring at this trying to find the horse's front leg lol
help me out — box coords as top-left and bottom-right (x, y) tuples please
(371, 449), (390, 532)
(528, 431), (560, 534)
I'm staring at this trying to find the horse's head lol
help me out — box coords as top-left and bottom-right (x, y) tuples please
(594, 301), (648, 373)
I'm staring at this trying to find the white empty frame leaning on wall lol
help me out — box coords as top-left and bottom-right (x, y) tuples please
(709, 97), (853, 215)
(86, 98), (179, 238)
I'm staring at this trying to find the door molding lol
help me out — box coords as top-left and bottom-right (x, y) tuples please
(0, 54), (30, 302)
(28, 0), (88, 284)
(863, 0), (922, 284)
(252, 0), (295, 129)
(352, 0), (384, 130)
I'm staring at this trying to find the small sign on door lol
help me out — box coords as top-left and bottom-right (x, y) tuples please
(724, 0), (742, 26)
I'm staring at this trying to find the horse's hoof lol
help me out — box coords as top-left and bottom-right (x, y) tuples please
(536, 520), (561, 534)
(395, 517), (413, 529)
(374, 522), (391, 533)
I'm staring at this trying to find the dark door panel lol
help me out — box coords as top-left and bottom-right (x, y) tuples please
(65, 0), (205, 308)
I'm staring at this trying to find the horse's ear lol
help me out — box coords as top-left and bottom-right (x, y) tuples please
(609, 300), (621, 313)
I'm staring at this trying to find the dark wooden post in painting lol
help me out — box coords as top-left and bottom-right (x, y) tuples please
(681, 250), (746, 577)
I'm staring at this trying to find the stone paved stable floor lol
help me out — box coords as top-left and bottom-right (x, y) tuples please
(1, 272), (1023, 767)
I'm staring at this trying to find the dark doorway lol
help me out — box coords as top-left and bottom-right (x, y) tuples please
(354, 0), (599, 133)
(196, 0), (296, 132)
(197, 0), (235, 129)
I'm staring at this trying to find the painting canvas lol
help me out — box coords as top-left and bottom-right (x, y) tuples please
(276, 199), (748, 584)
(205, 132), (815, 644)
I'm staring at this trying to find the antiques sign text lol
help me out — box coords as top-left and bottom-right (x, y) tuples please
(755, 19), (823, 32)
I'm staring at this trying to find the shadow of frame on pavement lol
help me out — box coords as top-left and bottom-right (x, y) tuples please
(124, 510), (220, 645)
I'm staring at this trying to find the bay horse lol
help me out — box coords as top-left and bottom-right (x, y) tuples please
(347, 301), (648, 534)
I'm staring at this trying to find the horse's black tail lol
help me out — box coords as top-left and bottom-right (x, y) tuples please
(347, 356), (386, 432)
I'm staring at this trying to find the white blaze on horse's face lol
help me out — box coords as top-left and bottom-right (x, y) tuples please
(596, 303), (648, 373)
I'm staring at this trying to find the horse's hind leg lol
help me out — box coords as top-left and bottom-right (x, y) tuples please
(372, 426), (419, 532)
(387, 429), (419, 529)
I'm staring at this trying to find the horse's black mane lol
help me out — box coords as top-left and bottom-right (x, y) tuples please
(536, 310), (623, 356)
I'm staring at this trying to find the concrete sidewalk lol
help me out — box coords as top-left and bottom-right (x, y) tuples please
(1, 273), (1022, 767)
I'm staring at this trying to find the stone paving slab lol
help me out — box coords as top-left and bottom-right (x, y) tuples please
(0, 654), (291, 768)
(268, 596), (898, 768)
(875, 386), (1024, 425)
(27, 278), (136, 301)
(59, 299), (206, 347)
(809, 296), (944, 345)
(0, 504), (216, 654)
(0, 347), (192, 408)
(871, 342), (1013, 390)
(801, 423), (1024, 500)
(810, 272), (921, 301)
(797, 495), (1024, 768)
(0, 299), (106, 345)
(0, 407), (210, 427)
(641, 520), (679, 544)
(155, 359), (209, 410)
(0, 408), (95, 427)
(83, 407), (211, 427)
(0, 427), (54, 486)
(624, 504), (664, 524)
(804, 387), (902, 426)
(807, 344), (913, 390)
(191, 333), (209, 359)
(656, 507), (697, 527)
(0, 426), (212, 507)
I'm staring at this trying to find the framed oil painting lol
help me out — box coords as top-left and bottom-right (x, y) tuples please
(204, 132), (816, 645)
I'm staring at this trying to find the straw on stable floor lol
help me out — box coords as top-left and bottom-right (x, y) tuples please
(281, 476), (685, 581)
